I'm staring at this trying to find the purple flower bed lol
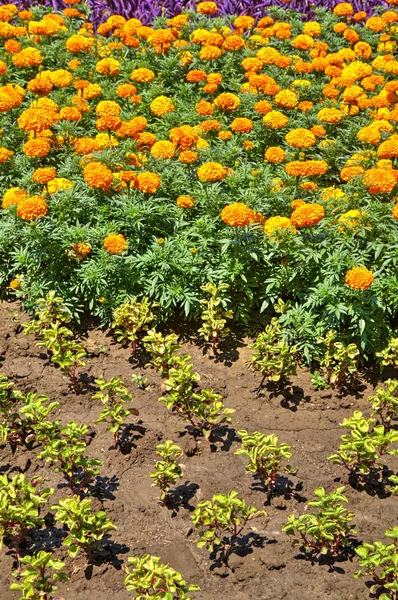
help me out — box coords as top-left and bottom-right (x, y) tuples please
(0, 0), (389, 25)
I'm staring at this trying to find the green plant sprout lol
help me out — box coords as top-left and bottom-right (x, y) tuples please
(93, 377), (138, 449)
(38, 422), (102, 495)
(22, 291), (71, 337)
(112, 296), (158, 352)
(0, 475), (53, 569)
(10, 551), (69, 600)
(246, 318), (297, 390)
(376, 337), (398, 370)
(150, 440), (184, 505)
(327, 411), (398, 485)
(355, 527), (398, 600)
(191, 491), (266, 564)
(131, 373), (151, 390)
(317, 330), (359, 389)
(235, 431), (295, 502)
(124, 554), (200, 599)
(51, 496), (116, 560)
(198, 283), (233, 353)
(368, 379), (398, 432)
(143, 330), (183, 376)
(283, 487), (356, 557)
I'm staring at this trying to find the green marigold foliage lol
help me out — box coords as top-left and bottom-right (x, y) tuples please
(355, 527), (398, 600)
(51, 496), (116, 559)
(124, 554), (200, 599)
(283, 487), (356, 557)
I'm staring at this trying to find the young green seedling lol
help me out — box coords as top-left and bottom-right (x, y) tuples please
(368, 379), (398, 432)
(93, 377), (138, 449)
(317, 330), (359, 389)
(10, 550), (68, 600)
(124, 554), (200, 599)
(38, 422), (102, 495)
(246, 318), (297, 391)
(198, 282), (233, 353)
(283, 487), (356, 557)
(0, 474), (53, 569)
(143, 330), (183, 376)
(235, 431), (295, 502)
(328, 411), (398, 486)
(355, 526), (398, 600)
(376, 337), (398, 370)
(22, 291), (71, 338)
(51, 496), (116, 561)
(112, 296), (158, 352)
(150, 440), (184, 505)
(191, 491), (266, 564)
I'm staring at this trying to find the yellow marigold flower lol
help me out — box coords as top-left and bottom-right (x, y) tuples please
(262, 110), (289, 129)
(264, 146), (286, 163)
(150, 140), (176, 159)
(2, 187), (28, 209)
(18, 108), (58, 133)
(321, 187), (347, 202)
(338, 209), (364, 231)
(32, 167), (56, 184)
(197, 162), (229, 182)
(103, 233), (127, 254)
(230, 118), (253, 133)
(220, 202), (256, 226)
(17, 195), (48, 220)
(214, 92), (240, 111)
(23, 138), (51, 158)
(264, 216), (296, 238)
(243, 140), (254, 151)
(83, 161), (113, 191)
(317, 108), (344, 124)
(177, 195), (195, 208)
(292, 34), (314, 50)
(291, 203), (325, 227)
(218, 130), (233, 141)
(345, 266), (374, 290)
(157, 237), (165, 245)
(135, 171), (161, 193)
(150, 95), (175, 117)
(274, 89), (298, 109)
(65, 34), (94, 53)
(334, 2), (354, 16)
(71, 243), (91, 260)
(96, 57), (120, 76)
(392, 203), (398, 220)
(47, 177), (73, 194)
(197, 1), (218, 14)
(285, 128), (316, 149)
(9, 279), (20, 290)
(286, 160), (328, 177)
(96, 100), (121, 117)
(177, 148), (197, 163)
(130, 67), (155, 83)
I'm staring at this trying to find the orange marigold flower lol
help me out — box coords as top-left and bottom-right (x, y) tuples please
(12, 47), (43, 67)
(214, 92), (240, 111)
(130, 67), (155, 83)
(291, 199), (306, 209)
(32, 167), (56, 184)
(262, 110), (289, 129)
(230, 118), (252, 133)
(234, 16), (255, 29)
(18, 108), (58, 132)
(221, 202), (256, 226)
(150, 140), (176, 159)
(103, 233), (127, 254)
(0, 147), (13, 162)
(197, 1), (218, 14)
(23, 138), (51, 158)
(65, 34), (94, 53)
(150, 95), (175, 117)
(59, 106), (81, 122)
(292, 34), (314, 50)
(177, 195), (195, 208)
(72, 243), (91, 260)
(274, 89), (298, 109)
(298, 101), (313, 112)
(201, 119), (221, 132)
(169, 125), (199, 149)
(340, 165), (364, 182)
(377, 138), (398, 159)
(363, 168), (397, 194)
(83, 161), (113, 191)
(317, 108), (344, 124)
(2, 187), (28, 209)
(196, 100), (214, 116)
(96, 57), (120, 76)
(334, 3), (354, 16)
(17, 195), (48, 220)
(199, 46), (222, 61)
(135, 171), (161, 193)
(254, 99), (272, 114)
(116, 83), (137, 98)
(223, 35), (245, 52)
(179, 150), (198, 164)
(73, 137), (98, 155)
(366, 16), (386, 32)
(265, 146), (286, 163)
(197, 162), (229, 182)
(187, 69), (207, 83)
(218, 130), (233, 141)
(291, 203), (325, 228)
(345, 266), (374, 290)
(264, 216), (296, 238)
(301, 181), (319, 191)
(286, 160), (328, 177)
(285, 128), (316, 149)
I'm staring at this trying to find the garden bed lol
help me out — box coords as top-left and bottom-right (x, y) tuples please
(0, 300), (397, 600)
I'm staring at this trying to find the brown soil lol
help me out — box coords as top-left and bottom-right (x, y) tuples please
(0, 300), (397, 600)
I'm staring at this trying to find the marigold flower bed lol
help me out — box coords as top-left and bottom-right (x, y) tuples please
(0, 0), (398, 360)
